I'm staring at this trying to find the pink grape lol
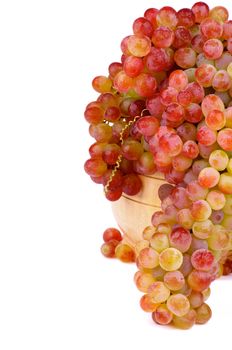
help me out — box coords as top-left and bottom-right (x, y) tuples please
(203, 39), (223, 60)
(133, 17), (153, 37)
(192, 2), (209, 23)
(191, 249), (215, 271)
(152, 26), (174, 48)
(169, 226), (192, 252)
(152, 304), (173, 325)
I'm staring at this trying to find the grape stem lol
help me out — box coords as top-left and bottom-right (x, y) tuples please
(104, 109), (148, 194)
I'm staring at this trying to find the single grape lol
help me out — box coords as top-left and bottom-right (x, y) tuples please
(189, 291), (204, 308)
(172, 309), (196, 329)
(92, 76), (112, 93)
(152, 304), (173, 325)
(203, 39), (223, 60)
(135, 272), (156, 293)
(167, 294), (190, 317)
(133, 17), (153, 38)
(198, 167), (220, 188)
(101, 240), (119, 258)
(217, 128), (232, 151)
(191, 249), (215, 271)
(187, 269), (212, 291)
(195, 303), (212, 324)
(159, 247), (183, 271)
(192, 2), (209, 23)
(192, 219), (213, 239)
(115, 243), (135, 262)
(103, 228), (122, 243)
(140, 294), (159, 312)
(164, 270), (185, 291)
(190, 199), (212, 221)
(169, 227), (192, 253)
(156, 6), (178, 29)
(138, 247), (159, 269)
(127, 35), (151, 57)
(148, 281), (170, 303)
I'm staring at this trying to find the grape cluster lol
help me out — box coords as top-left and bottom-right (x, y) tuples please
(134, 180), (230, 329)
(84, 2), (232, 328)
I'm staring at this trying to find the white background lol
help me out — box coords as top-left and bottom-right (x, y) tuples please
(0, 0), (232, 349)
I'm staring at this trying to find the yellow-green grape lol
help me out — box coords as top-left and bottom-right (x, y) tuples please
(206, 190), (226, 210)
(207, 225), (230, 250)
(209, 149), (229, 171)
(167, 294), (190, 317)
(192, 220), (213, 239)
(195, 303), (212, 324)
(172, 309), (196, 329)
(159, 248), (183, 271)
(148, 281), (170, 303)
(150, 232), (169, 253)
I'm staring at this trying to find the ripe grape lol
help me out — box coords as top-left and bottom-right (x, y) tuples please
(148, 281), (170, 303)
(115, 243), (135, 262)
(172, 309), (196, 329)
(156, 7), (178, 29)
(101, 240), (119, 258)
(195, 303), (212, 324)
(122, 174), (142, 195)
(192, 2), (209, 23)
(169, 227), (192, 253)
(167, 294), (190, 317)
(191, 249), (215, 271)
(138, 247), (159, 269)
(103, 228), (122, 243)
(187, 269), (212, 291)
(203, 39), (223, 60)
(159, 247), (183, 271)
(152, 304), (173, 325)
(164, 270), (185, 291)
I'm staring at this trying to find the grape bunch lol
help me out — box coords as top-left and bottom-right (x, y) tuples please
(134, 182), (230, 329)
(84, 2), (232, 328)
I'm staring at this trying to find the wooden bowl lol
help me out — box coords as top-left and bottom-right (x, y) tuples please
(111, 173), (166, 247)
